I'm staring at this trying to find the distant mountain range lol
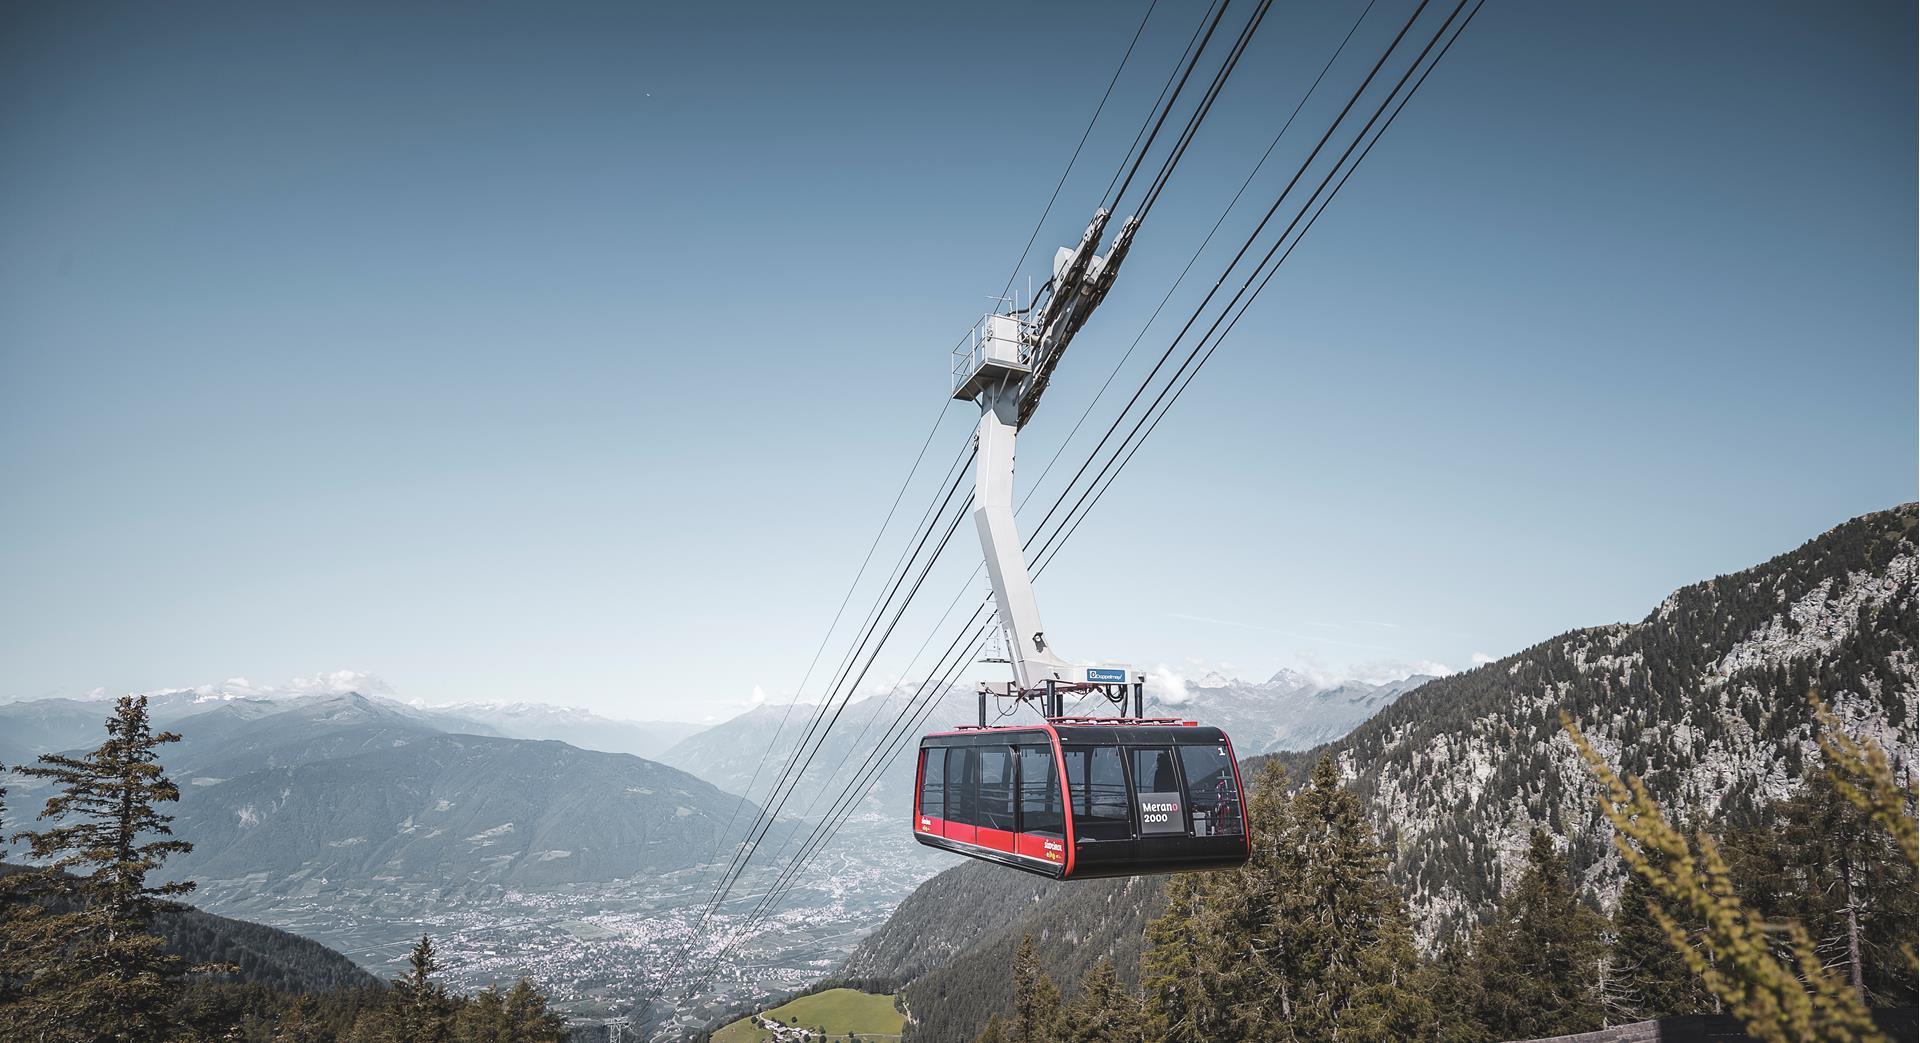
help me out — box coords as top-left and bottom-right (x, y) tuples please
(171, 730), (749, 889)
(5, 688), (756, 900)
(0, 686), (499, 766)
(429, 701), (705, 759)
(0, 683), (703, 765)
(840, 504), (1919, 1042)
(1156, 670), (1435, 753)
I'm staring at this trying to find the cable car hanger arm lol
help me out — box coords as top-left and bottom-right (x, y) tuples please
(951, 208), (1141, 709)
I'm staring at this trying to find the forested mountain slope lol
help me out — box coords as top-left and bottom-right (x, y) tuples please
(840, 504), (1917, 1040)
(841, 865), (1161, 1043)
(0, 864), (376, 995)
(163, 904), (381, 994)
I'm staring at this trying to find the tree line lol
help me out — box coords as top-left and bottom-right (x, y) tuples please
(0, 694), (572, 1042)
(973, 698), (1916, 1043)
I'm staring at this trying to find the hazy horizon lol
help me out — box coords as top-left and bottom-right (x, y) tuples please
(12, 493), (1908, 724)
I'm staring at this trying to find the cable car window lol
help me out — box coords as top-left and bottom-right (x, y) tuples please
(1017, 745), (1063, 837)
(945, 747), (977, 826)
(978, 748), (1015, 831)
(1131, 747), (1186, 836)
(1063, 745), (1131, 840)
(1177, 744), (1243, 837)
(1131, 748), (1178, 791)
(919, 748), (945, 820)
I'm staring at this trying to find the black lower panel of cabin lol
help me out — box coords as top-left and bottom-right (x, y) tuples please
(912, 831), (1247, 880)
(1066, 834), (1248, 879)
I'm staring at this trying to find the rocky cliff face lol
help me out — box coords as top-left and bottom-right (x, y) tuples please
(1313, 503), (1915, 939)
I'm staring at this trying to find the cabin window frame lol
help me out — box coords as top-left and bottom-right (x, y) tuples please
(918, 747), (946, 821)
(1061, 743), (1135, 841)
(977, 745), (1017, 832)
(944, 746), (978, 826)
(1015, 742), (1064, 838)
(1175, 742), (1244, 837)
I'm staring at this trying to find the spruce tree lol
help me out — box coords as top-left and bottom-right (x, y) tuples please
(1138, 872), (1230, 1042)
(1605, 856), (1707, 1022)
(1065, 956), (1143, 1043)
(976, 1011), (1009, 1042)
(1279, 756), (1432, 1042)
(1423, 939), (1492, 1043)
(1010, 936), (1064, 1043)
(271, 993), (335, 1043)
(343, 1010), (386, 1043)
(1471, 830), (1605, 1039)
(1140, 757), (1434, 1042)
(1142, 759), (1299, 1040)
(386, 934), (455, 1043)
(454, 984), (507, 1043)
(501, 977), (569, 1042)
(3, 694), (195, 1042)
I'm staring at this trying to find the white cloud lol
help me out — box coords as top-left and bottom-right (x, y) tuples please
(287, 670), (393, 697)
(1146, 664), (1192, 705)
(749, 685), (768, 706)
(1158, 656), (1454, 692)
(1470, 652), (1497, 666)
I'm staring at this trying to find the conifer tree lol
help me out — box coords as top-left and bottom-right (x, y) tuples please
(1422, 939), (1492, 1043)
(1564, 712), (1886, 1043)
(3, 694), (195, 1042)
(1140, 761), (1283, 1040)
(454, 984), (507, 1043)
(1138, 872), (1230, 1042)
(1471, 830), (1605, 1039)
(1605, 856), (1707, 1022)
(1010, 936), (1064, 1043)
(501, 976), (569, 1042)
(1140, 757), (1433, 1042)
(343, 1010), (386, 1043)
(1276, 756), (1432, 1042)
(975, 1013), (1009, 1043)
(386, 934), (455, 1043)
(1722, 770), (1917, 1009)
(1065, 956), (1143, 1043)
(1337, 919), (1438, 1043)
(1814, 695), (1918, 869)
(271, 993), (335, 1043)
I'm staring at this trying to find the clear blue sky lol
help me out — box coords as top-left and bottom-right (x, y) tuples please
(3, 0), (1913, 720)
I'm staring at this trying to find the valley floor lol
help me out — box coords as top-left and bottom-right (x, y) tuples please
(193, 840), (950, 1041)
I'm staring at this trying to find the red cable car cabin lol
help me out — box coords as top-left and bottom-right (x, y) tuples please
(912, 719), (1250, 879)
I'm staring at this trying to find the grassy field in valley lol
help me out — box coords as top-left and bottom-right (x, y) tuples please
(711, 987), (905, 1041)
